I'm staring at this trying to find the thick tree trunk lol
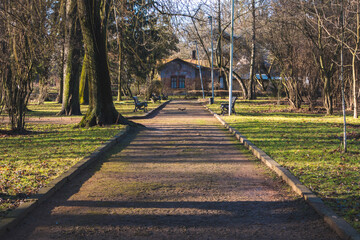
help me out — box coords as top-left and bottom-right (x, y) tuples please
(59, 0), (81, 115)
(38, 75), (48, 104)
(77, 0), (132, 127)
(315, 16), (336, 115)
(124, 82), (133, 98)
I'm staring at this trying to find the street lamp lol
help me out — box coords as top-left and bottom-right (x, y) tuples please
(208, 15), (214, 104)
(195, 41), (205, 99)
(228, 0), (234, 115)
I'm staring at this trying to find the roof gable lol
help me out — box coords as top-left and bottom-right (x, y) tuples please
(159, 58), (212, 71)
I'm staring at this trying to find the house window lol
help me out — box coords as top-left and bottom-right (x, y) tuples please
(171, 76), (185, 89)
(179, 77), (185, 88)
(171, 77), (177, 88)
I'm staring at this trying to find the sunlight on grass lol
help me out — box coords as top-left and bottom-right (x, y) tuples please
(208, 98), (360, 230)
(24, 98), (162, 118)
(0, 97), (163, 216)
(0, 123), (125, 216)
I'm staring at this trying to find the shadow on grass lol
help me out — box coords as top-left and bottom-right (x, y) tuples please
(0, 129), (57, 137)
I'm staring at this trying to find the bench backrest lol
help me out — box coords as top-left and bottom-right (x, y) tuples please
(232, 97), (237, 105)
(133, 96), (139, 104)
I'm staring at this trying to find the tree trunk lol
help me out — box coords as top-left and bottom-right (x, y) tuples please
(38, 75), (48, 104)
(56, 2), (66, 104)
(79, 54), (89, 105)
(117, 46), (123, 101)
(57, 37), (65, 104)
(323, 75), (333, 115)
(352, 53), (358, 118)
(113, 2), (123, 102)
(59, 0), (81, 115)
(77, 0), (132, 127)
(116, 35), (123, 101)
(222, 66), (248, 99)
(247, 0), (256, 100)
(353, 3), (359, 118)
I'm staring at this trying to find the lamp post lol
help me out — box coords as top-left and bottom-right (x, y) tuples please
(228, 0), (234, 115)
(195, 41), (205, 99)
(209, 15), (214, 104)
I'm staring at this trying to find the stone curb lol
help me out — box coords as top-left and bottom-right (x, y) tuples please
(0, 126), (132, 237)
(127, 100), (171, 119)
(204, 105), (360, 240)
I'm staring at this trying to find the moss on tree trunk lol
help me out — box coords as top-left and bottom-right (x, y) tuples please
(59, 0), (81, 116)
(77, 0), (133, 127)
(79, 54), (89, 105)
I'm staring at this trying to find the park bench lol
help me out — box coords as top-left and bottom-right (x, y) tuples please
(133, 96), (148, 112)
(161, 94), (168, 100)
(220, 97), (237, 115)
(150, 93), (161, 103)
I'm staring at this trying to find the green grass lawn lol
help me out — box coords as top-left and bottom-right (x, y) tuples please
(0, 98), (163, 217)
(0, 123), (126, 217)
(208, 98), (360, 231)
(24, 98), (162, 118)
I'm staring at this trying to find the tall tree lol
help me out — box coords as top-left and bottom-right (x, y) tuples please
(114, 0), (178, 97)
(305, 1), (339, 115)
(247, 0), (256, 100)
(77, 0), (132, 126)
(319, 0), (360, 118)
(59, 0), (82, 115)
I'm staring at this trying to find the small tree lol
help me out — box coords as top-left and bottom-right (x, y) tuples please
(0, 0), (52, 132)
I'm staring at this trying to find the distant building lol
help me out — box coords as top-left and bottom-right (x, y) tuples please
(159, 58), (221, 95)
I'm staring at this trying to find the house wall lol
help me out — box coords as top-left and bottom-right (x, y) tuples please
(160, 59), (219, 95)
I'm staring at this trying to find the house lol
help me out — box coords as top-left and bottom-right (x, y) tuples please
(159, 58), (221, 95)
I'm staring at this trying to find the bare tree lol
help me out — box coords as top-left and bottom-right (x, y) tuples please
(0, 0), (54, 132)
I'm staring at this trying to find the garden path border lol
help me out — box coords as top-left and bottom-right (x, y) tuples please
(204, 105), (360, 240)
(0, 126), (131, 236)
(0, 101), (170, 237)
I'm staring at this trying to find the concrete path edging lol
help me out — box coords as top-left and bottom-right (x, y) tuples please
(204, 105), (360, 240)
(0, 99), (170, 236)
(127, 100), (171, 119)
(0, 126), (132, 237)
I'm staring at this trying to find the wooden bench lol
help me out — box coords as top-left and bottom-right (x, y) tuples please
(161, 94), (168, 100)
(133, 96), (148, 112)
(220, 97), (237, 115)
(150, 94), (161, 103)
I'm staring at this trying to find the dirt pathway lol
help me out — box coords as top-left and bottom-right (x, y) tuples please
(3, 100), (339, 239)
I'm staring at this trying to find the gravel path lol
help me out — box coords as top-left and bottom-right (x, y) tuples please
(3, 100), (339, 240)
